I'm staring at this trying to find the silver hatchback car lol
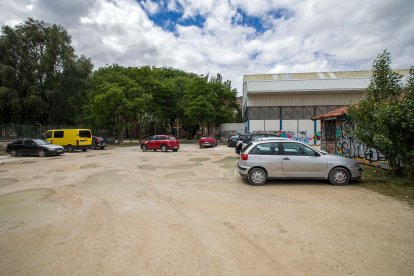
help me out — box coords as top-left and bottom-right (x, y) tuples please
(238, 140), (362, 186)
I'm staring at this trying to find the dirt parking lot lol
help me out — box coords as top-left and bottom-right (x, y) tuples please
(0, 144), (413, 275)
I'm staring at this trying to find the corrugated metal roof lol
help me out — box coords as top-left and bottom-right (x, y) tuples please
(244, 69), (410, 82)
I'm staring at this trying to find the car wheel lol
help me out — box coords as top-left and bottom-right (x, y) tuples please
(248, 168), (267, 186)
(236, 146), (241, 154)
(172, 149), (178, 152)
(38, 150), (46, 157)
(82, 149), (87, 152)
(142, 145), (147, 151)
(161, 145), (168, 152)
(10, 150), (17, 157)
(329, 167), (350, 186)
(67, 145), (74, 152)
(100, 146), (105, 150)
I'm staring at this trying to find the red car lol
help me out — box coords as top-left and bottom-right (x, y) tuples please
(141, 135), (179, 152)
(199, 135), (217, 148)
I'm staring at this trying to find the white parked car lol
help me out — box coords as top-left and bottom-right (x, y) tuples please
(238, 140), (362, 186)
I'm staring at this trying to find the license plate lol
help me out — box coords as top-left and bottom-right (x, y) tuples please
(204, 142), (210, 144)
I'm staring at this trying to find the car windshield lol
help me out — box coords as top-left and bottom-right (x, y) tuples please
(33, 139), (49, 145)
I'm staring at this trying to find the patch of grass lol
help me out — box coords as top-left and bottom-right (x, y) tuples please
(359, 165), (414, 207)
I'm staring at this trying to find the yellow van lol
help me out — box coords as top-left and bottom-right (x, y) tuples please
(43, 129), (92, 152)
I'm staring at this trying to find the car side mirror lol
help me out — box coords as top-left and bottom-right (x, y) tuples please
(314, 152), (321, 157)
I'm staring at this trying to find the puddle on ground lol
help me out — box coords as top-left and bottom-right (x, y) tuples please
(164, 171), (196, 178)
(20, 161), (36, 164)
(52, 176), (67, 182)
(0, 178), (18, 186)
(0, 188), (59, 231)
(214, 156), (238, 170)
(138, 164), (197, 170)
(81, 164), (97, 169)
(167, 164), (196, 170)
(138, 165), (158, 170)
(80, 169), (139, 197)
(189, 158), (210, 163)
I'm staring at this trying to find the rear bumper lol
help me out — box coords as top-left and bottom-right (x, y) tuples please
(238, 163), (249, 176)
(350, 167), (363, 180)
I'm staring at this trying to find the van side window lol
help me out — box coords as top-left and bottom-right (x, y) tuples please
(45, 132), (52, 139)
(54, 131), (64, 138)
(79, 130), (91, 138)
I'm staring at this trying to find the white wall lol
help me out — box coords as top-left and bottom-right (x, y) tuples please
(249, 120), (265, 132)
(247, 119), (321, 145)
(220, 123), (245, 139)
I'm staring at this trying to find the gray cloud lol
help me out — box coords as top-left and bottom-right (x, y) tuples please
(0, 0), (413, 94)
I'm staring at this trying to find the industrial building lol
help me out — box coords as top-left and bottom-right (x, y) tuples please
(242, 69), (409, 144)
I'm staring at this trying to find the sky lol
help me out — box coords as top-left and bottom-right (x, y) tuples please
(1, 0), (413, 94)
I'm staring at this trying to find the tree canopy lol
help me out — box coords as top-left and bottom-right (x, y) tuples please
(85, 66), (238, 142)
(349, 51), (414, 179)
(0, 18), (93, 125)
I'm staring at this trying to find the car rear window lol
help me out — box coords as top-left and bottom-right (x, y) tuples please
(241, 142), (253, 153)
(79, 130), (91, 138)
(167, 136), (176, 140)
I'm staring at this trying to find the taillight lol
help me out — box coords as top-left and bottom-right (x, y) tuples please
(241, 154), (248, 160)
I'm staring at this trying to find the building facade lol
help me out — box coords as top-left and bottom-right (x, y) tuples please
(242, 70), (409, 145)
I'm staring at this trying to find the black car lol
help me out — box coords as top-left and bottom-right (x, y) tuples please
(227, 135), (239, 147)
(6, 138), (65, 157)
(235, 133), (280, 154)
(91, 136), (107, 150)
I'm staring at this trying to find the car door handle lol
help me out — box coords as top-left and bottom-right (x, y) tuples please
(283, 157), (290, 160)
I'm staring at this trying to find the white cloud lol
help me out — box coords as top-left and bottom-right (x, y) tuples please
(0, 0), (413, 95)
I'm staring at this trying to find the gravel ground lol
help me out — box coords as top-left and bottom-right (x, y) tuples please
(0, 144), (413, 275)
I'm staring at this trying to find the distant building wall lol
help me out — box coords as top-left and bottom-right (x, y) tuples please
(220, 123), (244, 139)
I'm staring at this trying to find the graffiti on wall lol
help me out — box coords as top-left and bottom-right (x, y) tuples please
(336, 118), (386, 164)
(273, 130), (320, 144)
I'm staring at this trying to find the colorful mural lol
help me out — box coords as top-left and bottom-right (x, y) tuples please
(335, 118), (388, 168)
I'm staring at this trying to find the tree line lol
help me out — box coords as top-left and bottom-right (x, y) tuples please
(0, 18), (239, 141)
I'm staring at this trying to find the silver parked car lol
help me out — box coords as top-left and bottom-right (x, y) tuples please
(238, 140), (362, 186)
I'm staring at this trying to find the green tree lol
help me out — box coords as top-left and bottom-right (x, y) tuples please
(349, 51), (414, 178)
(86, 65), (152, 143)
(0, 18), (92, 125)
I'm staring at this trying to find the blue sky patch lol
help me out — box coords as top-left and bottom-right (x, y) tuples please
(232, 8), (293, 34)
(139, 1), (205, 32)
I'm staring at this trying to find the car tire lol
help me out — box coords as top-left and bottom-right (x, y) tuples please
(142, 145), (147, 151)
(236, 146), (241, 154)
(247, 168), (267, 186)
(161, 145), (167, 152)
(328, 167), (350, 186)
(172, 149), (178, 152)
(82, 149), (87, 152)
(100, 146), (105, 150)
(38, 150), (46, 157)
(10, 150), (17, 157)
(67, 145), (74, 152)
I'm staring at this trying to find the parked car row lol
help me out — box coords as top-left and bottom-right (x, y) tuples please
(5, 131), (362, 187)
